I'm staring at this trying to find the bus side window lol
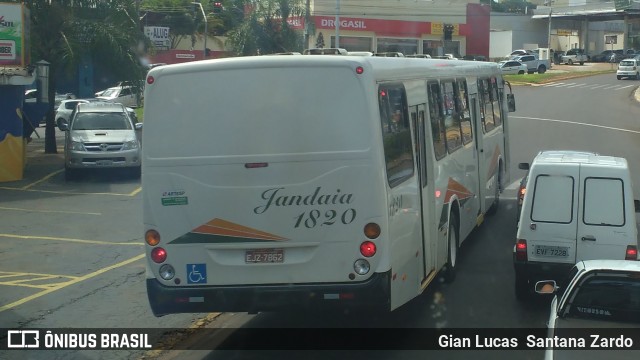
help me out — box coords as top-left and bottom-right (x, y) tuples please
(479, 78), (495, 132)
(455, 78), (472, 145)
(442, 80), (463, 153)
(378, 85), (414, 187)
(428, 81), (447, 160)
(491, 77), (503, 127)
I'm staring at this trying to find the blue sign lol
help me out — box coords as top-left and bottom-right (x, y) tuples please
(186, 263), (207, 284)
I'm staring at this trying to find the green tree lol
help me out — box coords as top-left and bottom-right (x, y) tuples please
(483, 0), (537, 14)
(226, 0), (304, 56)
(10, 0), (148, 153)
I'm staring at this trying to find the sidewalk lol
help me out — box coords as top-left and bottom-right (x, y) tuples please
(547, 61), (617, 73)
(17, 130), (65, 185)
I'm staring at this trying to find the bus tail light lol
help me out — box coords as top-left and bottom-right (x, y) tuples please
(515, 239), (528, 262)
(626, 245), (638, 260)
(151, 247), (167, 263)
(360, 241), (376, 257)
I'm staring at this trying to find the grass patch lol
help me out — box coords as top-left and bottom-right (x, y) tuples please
(135, 107), (144, 122)
(504, 70), (615, 84)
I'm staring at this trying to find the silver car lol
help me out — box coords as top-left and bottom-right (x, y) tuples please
(60, 102), (142, 180)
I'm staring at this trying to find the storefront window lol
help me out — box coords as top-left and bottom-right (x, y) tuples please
(330, 36), (373, 51)
(377, 38), (418, 55)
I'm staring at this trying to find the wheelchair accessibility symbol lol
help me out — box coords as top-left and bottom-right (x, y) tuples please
(187, 264), (207, 284)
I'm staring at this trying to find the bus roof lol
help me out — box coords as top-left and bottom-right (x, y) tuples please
(147, 56), (502, 83)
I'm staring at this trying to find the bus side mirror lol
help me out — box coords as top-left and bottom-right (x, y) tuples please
(507, 94), (516, 112)
(634, 199), (640, 213)
(518, 163), (530, 170)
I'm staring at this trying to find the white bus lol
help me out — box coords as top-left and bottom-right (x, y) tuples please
(142, 56), (515, 316)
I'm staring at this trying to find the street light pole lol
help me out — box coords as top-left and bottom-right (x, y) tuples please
(192, 2), (207, 58)
(335, 0), (340, 48)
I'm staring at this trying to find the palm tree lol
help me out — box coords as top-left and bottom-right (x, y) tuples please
(226, 0), (304, 56)
(20, 0), (148, 153)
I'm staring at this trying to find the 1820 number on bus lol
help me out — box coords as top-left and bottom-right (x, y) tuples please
(294, 209), (356, 228)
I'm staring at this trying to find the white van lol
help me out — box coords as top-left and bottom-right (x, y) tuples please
(513, 150), (639, 300)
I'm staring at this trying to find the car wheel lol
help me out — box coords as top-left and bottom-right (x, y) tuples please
(487, 168), (501, 216)
(617, 75), (622, 80)
(636, 72), (639, 80)
(568, 59), (573, 65)
(538, 65), (546, 74)
(443, 215), (459, 283)
(579, 61), (584, 65)
(65, 167), (78, 181)
(518, 70), (525, 75)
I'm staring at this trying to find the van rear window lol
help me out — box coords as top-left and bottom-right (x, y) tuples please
(531, 175), (574, 224)
(583, 177), (625, 226)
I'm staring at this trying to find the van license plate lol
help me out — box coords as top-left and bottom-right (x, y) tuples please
(245, 249), (284, 263)
(535, 245), (569, 257)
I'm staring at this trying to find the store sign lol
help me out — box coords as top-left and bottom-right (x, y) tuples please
(0, 3), (29, 66)
(557, 29), (572, 36)
(320, 18), (367, 29)
(0, 40), (15, 60)
(144, 26), (170, 48)
(431, 23), (459, 36)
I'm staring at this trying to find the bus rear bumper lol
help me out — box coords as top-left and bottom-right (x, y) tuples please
(147, 271), (391, 317)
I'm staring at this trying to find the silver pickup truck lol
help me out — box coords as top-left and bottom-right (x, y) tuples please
(511, 54), (550, 74)
(560, 48), (588, 65)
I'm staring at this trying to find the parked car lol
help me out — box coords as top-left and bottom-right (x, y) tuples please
(560, 48), (588, 65)
(514, 150), (639, 300)
(504, 49), (533, 59)
(616, 58), (640, 80)
(462, 54), (487, 61)
(24, 89), (76, 106)
(592, 49), (625, 63)
(95, 85), (142, 108)
(536, 260), (640, 359)
(511, 54), (549, 73)
(498, 60), (528, 75)
(59, 102), (142, 180)
(55, 98), (138, 130)
(405, 54), (432, 59)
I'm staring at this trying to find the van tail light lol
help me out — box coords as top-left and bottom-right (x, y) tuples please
(516, 239), (528, 262)
(625, 245), (638, 260)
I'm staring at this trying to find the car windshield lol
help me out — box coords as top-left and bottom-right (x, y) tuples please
(620, 60), (635, 66)
(71, 112), (132, 130)
(567, 274), (640, 323)
(100, 88), (118, 97)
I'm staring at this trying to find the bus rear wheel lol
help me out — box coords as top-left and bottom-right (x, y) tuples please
(443, 216), (459, 283)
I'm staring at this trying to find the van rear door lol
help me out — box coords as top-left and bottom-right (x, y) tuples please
(576, 169), (631, 260)
(525, 164), (579, 265)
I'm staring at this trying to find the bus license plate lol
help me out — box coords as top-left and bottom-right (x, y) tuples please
(535, 245), (569, 257)
(245, 249), (284, 263)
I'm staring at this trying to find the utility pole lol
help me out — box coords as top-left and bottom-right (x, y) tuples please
(304, 0), (311, 50)
(335, 0), (340, 48)
(192, 2), (207, 58)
